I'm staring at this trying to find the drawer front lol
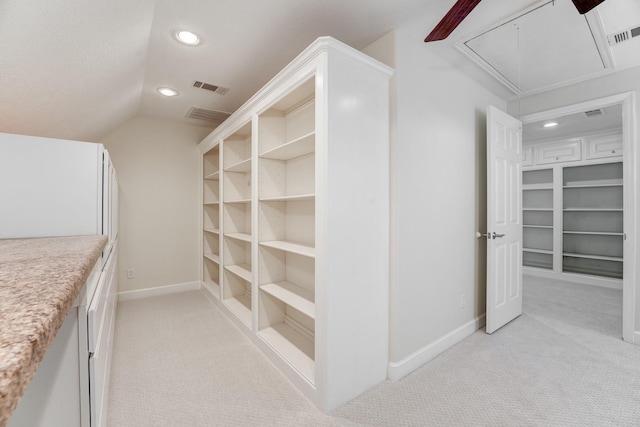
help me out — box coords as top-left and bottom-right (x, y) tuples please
(535, 140), (582, 165)
(586, 132), (623, 159)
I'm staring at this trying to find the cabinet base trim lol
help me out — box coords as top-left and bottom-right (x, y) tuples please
(387, 314), (485, 381)
(117, 281), (201, 301)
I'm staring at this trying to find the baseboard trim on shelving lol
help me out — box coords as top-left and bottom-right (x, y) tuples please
(387, 314), (486, 382)
(117, 281), (201, 302)
(634, 331), (640, 346)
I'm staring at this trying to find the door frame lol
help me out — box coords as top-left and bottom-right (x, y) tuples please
(519, 92), (637, 344)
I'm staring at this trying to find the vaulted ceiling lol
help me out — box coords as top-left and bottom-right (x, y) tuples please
(0, 0), (637, 142)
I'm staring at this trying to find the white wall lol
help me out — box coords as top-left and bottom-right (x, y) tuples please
(365, 18), (508, 378)
(100, 116), (213, 292)
(508, 66), (640, 340)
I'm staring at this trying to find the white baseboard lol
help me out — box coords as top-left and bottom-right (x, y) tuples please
(387, 314), (486, 381)
(634, 331), (640, 346)
(118, 281), (201, 301)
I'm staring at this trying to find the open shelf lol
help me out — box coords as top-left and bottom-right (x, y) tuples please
(523, 251), (553, 270)
(204, 171), (220, 181)
(260, 240), (315, 258)
(204, 253), (220, 264)
(260, 194), (315, 202)
(259, 154), (315, 200)
(260, 281), (315, 319)
(224, 232), (252, 242)
(223, 293), (252, 326)
(204, 228), (220, 234)
(203, 145), (220, 180)
(203, 256), (220, 299)
(260, 132), (315, 160)
(225, 158), (252, 173)
(563, 255), (622, 279)
(203, 205), (219, 231)
(225, 263), (252, 283)
(523, 248), (553, 255)
(259, 323), (314, 383)
(523, 227), (552, 252)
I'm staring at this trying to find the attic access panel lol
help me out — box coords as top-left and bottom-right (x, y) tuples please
(462, 0), (606, 94)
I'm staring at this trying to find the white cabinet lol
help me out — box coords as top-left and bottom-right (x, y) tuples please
(586, 131), (623, 160)
(1, 133), (119, 426)
(199, 37), (392, 412)
(535, 139), (582, 165)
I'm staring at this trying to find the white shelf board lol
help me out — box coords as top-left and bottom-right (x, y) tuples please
(260, 193), (315, 202)
(224, 232), (252, 242)
(259, 323), (314, 384)
(562, 252), (622, 262)
(204, 201), (219, 206)
(563, 183), (622, 189)
(563, 231), (624, 236)
(223, 294), (252, 326)
(523, 208), (553, 212)
(259, 132), (315, 160)
(204, 228), (221, 235)
(204, 171), (220, 180)
(563, 208), (623, 212)
(261, 281), (315, 319)
(523, 184), (553, 190)
(523, 225), (553, 229)
(225, 263), (252, 282)
(260, 240), (315, 258)
(204, 253), (220, 264)
(523, 248), (553, 255)
(224, 158), (252, 173)
(224, 198), (251, 204)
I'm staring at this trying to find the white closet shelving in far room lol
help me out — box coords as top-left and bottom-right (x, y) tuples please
(198, 36), (392, 413)
(521, 129), (624, 288)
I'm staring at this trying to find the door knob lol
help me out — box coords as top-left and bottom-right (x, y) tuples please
(476, 232), (506, 239)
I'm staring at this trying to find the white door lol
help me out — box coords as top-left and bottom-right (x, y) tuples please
(485, 105), (523, 334)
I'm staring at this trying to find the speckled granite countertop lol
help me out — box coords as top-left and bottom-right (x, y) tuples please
(0, 235), (107, 427)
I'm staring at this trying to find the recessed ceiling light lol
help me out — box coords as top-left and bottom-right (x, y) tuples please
(174, 30), (201, 46)
(543, 122), (559, 128)
(157, 87), (179, 97)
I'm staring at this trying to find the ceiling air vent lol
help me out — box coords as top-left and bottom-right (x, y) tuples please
(186, 106), (231, 123)
(607, 25), (640, 46)
(193, 81), (230, 95)
(584, 109), (604, 118)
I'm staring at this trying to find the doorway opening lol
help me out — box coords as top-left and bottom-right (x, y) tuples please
(519, 92), (636, 343)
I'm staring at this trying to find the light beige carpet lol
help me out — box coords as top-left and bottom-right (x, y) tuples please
(108, 277), (640, 426)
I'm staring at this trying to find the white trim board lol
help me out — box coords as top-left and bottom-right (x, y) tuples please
(634, 331), (640, 346)
(387, 315), (485, 381)
(117, 281), (201, 302)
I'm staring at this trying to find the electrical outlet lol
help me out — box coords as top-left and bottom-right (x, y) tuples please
(127, 268), (135, 279)
(460, 293), (466, 309)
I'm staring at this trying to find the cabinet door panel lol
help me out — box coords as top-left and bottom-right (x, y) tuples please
(535, 140), (582, 165)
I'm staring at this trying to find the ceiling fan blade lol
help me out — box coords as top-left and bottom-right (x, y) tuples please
(571, 0), (606, 14)
(425, 0), (483, 42)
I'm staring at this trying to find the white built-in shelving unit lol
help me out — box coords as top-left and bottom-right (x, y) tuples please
(522, 129), (624, 286)
(198, 37), (392, 412)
